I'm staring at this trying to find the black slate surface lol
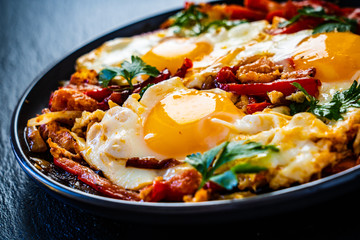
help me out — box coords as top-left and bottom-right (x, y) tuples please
(2, 0), (360, 239)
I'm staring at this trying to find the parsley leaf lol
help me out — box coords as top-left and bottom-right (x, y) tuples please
(203, 19), (248, 32)
(209, 170), (238, 190)
(278, 6), (325, 28)
(210, 163), (268, 190)
(313, 21), (357, 34)
(170, 5), (246, 36)
(185, 141), (278, 190)
(98, 67), (120, 88)
(139, 83), (155, 100)
(278, 6), (357, 34)
(98, 56), (159, 89)
(290, 80), (360, 121)
(170, 4), (208, 36)
(185, 142), (228, 188)
(289, 82), (318, 116)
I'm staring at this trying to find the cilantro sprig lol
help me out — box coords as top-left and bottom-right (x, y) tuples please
(171, 4), (208, 36)
(185, 141), (278, 190)
(278, 6), (357, 34)
(290, 81), (360, 121)
(170, 5), (247, 36)
(203, 19), (248, 32)
(98, 56), (160, 89)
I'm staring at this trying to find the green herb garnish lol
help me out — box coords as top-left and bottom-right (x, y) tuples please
(139, 83), (154, 100)
(98, 56), (159, 89)
(278, 6), (357, 34)
(203, 19), (248, 32)
(313, 21), (356, 34)
(170, 4), (208, 36)
(170, 5), (247, 36)
(185, 141), (278, 190)
(290, 81), (360, 121)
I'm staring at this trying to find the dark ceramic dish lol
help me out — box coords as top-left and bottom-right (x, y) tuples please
(10, 1), (360, 223)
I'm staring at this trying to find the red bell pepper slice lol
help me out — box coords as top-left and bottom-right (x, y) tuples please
(215, 66), (238, 84)
(174, 58), (193, 78)
(133, 68), (171, 94)
(84, 87), (112, 102)
(142, 169), (201, 202)
(266, 1), (299, 22)
(218, 77), (321, 97)
(53, 157), (140, 201)
(225, 5), (266, 21)
(266, 9), (285, 22)
(246, 101), (272, 114)
(244, 0), (281, 13)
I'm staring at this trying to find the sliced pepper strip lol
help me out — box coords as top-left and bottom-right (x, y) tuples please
(84, 87), (112, 102)
(141, 169), (201, 202)
(218, 77), (321, 97)
(225, 5), (266, 21)
(247, 101), (272, 114)
(53, 157), (140, 201)
(244, 0), (281, 13)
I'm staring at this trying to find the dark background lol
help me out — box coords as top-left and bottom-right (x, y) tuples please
(2, 0), (360, 239)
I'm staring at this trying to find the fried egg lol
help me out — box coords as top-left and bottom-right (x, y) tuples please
(76, 29), (174, 72)
(82, 77), (244, 189)
(292, 32), (360, 84)
(291, 32), (360, 102)
(142, 38), (213, 74)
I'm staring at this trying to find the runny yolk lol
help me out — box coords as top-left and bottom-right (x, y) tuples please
(143, 90), (243, 158)
(292, 32), (360, 83)
(142, 38), (212, 74)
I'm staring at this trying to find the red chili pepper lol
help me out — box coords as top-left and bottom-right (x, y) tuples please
(133, 68), (171, 94)
(146, 180), (168, 202)
(97, 101), (109, 111)
(283, 0), (300, 19)
(97, 90), (131, 110)
(266, 0), (299, 22)
(109, 91), (131, 105)
(225, 5), (266, 21)
(244, 0), (281, 13)
(204, 181), (225, 192)
(215, 66), (238, 84)
(246, 101), (272, 114)
(133, 58), (192, 95)
(218, 77), (321, 97)
(266, 9), (285, 22)
(53, 157), (140, 201)
(143, 169), (201, 202)
(184, 1), (194, 10)
(84, 87), (112, 102)
(174, 58), (193, 78)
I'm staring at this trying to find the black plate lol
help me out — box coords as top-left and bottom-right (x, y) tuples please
(10, 2), (360, 224)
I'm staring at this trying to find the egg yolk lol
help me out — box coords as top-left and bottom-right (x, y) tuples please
(143, 90), (242, 158)
(292, 32), (360, 83)
(142, 38), (212, 74)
